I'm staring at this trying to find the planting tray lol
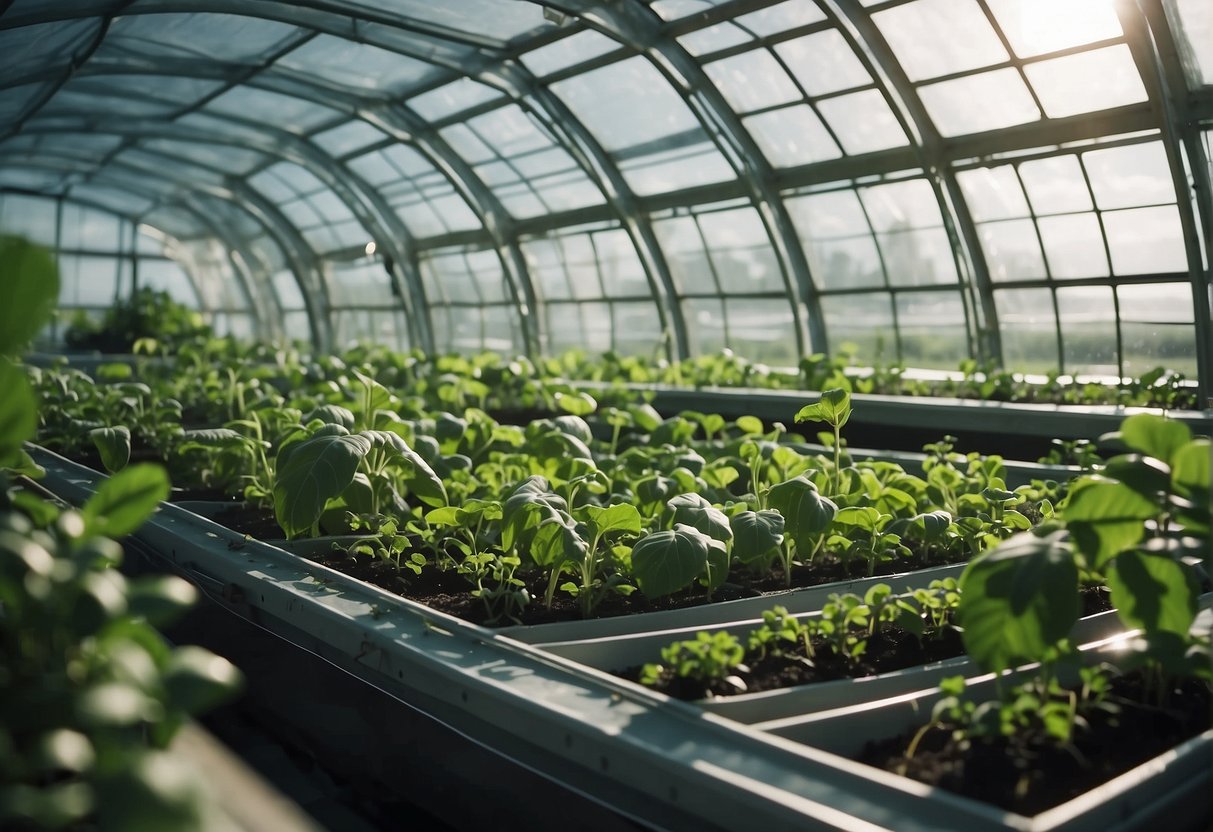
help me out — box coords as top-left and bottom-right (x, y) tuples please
(30, 445), (1211, 832)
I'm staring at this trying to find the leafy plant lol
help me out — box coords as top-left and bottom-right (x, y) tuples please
(794, 388), (852, 495)
(639, 631), (748, 693)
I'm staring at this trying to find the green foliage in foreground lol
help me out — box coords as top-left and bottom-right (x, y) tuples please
(2, 238), (240, 831)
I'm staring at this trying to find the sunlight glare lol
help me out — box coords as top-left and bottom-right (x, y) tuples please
(988, 0), (1124, 58)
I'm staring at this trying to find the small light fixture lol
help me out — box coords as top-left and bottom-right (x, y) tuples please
(365, 241), (377, 256)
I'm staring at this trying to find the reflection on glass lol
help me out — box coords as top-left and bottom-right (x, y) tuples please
(895, 291), (968, 369)
(706, 51), (801, 113)
(744, 106), (841, 167)
(821, 293), (895, 361)
(697, 208), (784, 294)
(816, 90), (907, 154)
(1118, 283), (1196, 375)
(776, 30), (871, 96)
(1019, 156), (1092, 214)
(957, 166), (1031, 222)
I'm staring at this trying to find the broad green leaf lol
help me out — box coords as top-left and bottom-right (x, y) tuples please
(583, 503), (642, 538)
(628, 403), (662, 433)
(631, 524), (714, 598)
(794, 388), (852, 429)
(959, 530), (1078, 672)
(340, 472), (375, 515)
(554, 391), (597, 416)
(1171, 439), (1209, 497)
(668, 492), (732, 544)
(735, 415), (764, 435)
(0, 235), (60, 356)
(90, 426), (132, 474)
(1107, 541), (1199, 637)
(178, 428), (249, 449)
(551, 415), (593, 445)
(731, 510), (784, 564)
(82, 464), (170, 540)
(501, 477), (570, 552)
(1119, 413), (1190, 464)
(886, 510), (952, 541)
(701, 462), (740, 490)
(272, 433), (370, 539)
(1104, 454), (1172, 498)
(1064, 480), (1156, 567)
(305, 405), (356, 430)
(425, 506), (462, 526)
(529, 520), (583, 569)
(831, 505), (882, 533)
(767, 476), (836, 550)
(127, 576), (198, 628)
(369, 432), (447, 508)
(0, 362), (36, 460)
(163, 646), (241, 714)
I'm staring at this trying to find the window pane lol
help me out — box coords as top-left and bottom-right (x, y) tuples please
(1019, 156), (1092, 214)
(896, 291), (969, 369)
(807, 236), (884, 290)
(1038, 213), (1108, 278)
(705, 50), (801, 112)
(873, 0), (1007, 82)
(683, 297), (727, 354)
(821, 293), (895, 362)
(1056, 286), (1117, 374)
(878, 228), (958, 286)
(1103, 206), (1188, 275)
(996, 288), (1058, 372)
(653, 216), (715, 294)
(979, 219), (1047, 282)
(726, 298), (798, 364)
(1024, 45), (1148, 118)
(816, 90), (907, 154)
(776, 30), (871, 96)
(612, 302), (664, 355)
(986, 0), (1123, 58)
(1083, 142), (1176, 209)
(1118, 283), (1196, 375)
(744, 106), (841, 167)
(920, 70), (1040, 136)
(697, 208), (784, 294)
(595, 230), (650, 299)
(861, 179), (943, 231)
(956, 166), (1031, 221)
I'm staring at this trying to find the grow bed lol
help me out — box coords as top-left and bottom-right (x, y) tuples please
(30, 446), (1212, 832)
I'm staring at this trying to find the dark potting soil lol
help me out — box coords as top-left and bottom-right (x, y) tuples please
(858, 675), (1212, 817)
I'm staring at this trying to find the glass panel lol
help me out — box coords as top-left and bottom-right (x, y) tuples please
(705, 51), (801, 113)
(878, 228), (958, 286)
(1102, 206), (1188, 274)
(551, 57), (734, 194)
(139, 259), (198, 305)
(683, 297), (727, 354)
(806, 236), (884, 290)
(678, 23), (753, 57)
(896, 291), (969, 369)
(744, 105), (842, 167)
(278, 35), (438, 93)
(595, 230), (651, 298)
(861, 179), (943, 231)
(986, 0), (1123, 59)
(0, 194), (57, 245)
(206, 86), (341, 133)
(350, 0), (545, 43)
(313, 121), (388, 157)
(978, 219), (1047, 282)
(786, 190), (884, 290)
(1082, 142), (1176, 209)
(821, 293), (895, 362)
(59, 203), (123, 250)
(612, 302), (664, 355)
(547, 302), (609, 354)
(735, 2), (828, 36)
(727, 298), (798, 363)
(59, 255), (119, 306)
(873, 0), (1007, 82)
(776, 30), (871, 97)
(919, 70), (1040, 136)
(1171, 0), (1213, 86)
(409, 78), (501, 121)
(698, 208), (784, 294)
(521, 30), (620, 76)
(816, 90), (907, 154)
(1056, 286), (1117, 374)
(465, 250), (509, 304)
(0, 19), (99, 77)
(272, 270), (306, 311)
(1118, 283), (1196, 375)
(1023, 45), (1148, 118)
(1037, 213), (1108, 278)
(1019, 156), (1092, 214)
(996, 288), (1059, 372)
(653, 216), (715, 294)
(956, 166), (1032, 221)
(104, 13), (301, 62)
(526, 238), (572, 302)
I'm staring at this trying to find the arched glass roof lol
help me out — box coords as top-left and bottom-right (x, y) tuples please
(1, 0), (1210, 400)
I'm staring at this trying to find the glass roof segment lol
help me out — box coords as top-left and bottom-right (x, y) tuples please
(0, 18), (102, 80)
